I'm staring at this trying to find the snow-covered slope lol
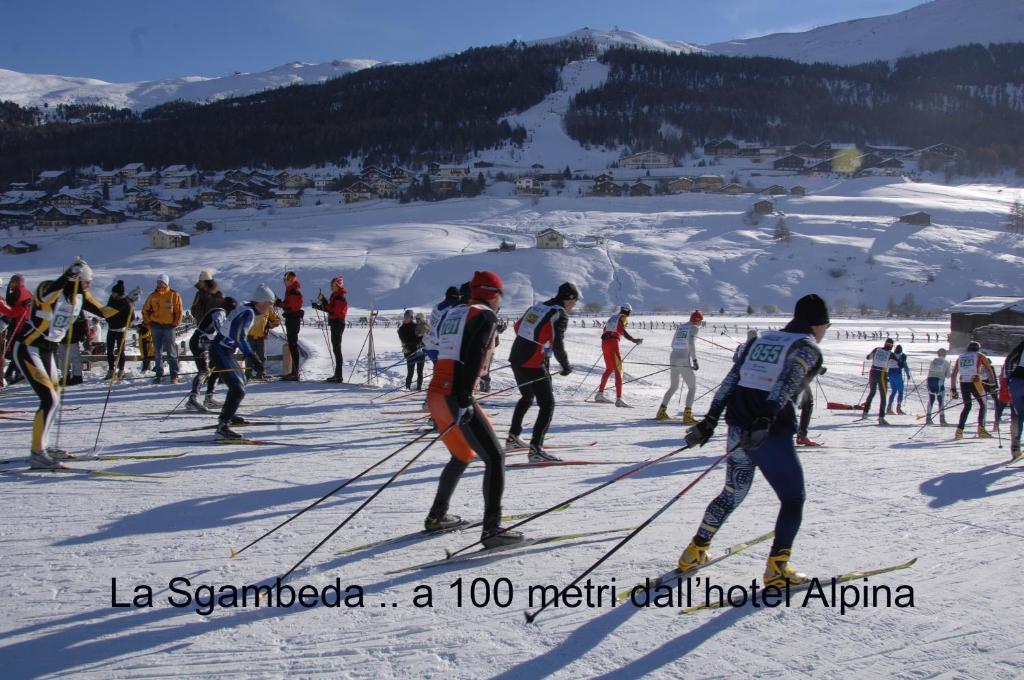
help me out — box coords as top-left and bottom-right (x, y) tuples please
(707, 0), (1024, 65)
(0, 59), (380, 111)
(530, 27), (706, 55)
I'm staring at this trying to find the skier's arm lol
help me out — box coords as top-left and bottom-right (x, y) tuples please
(705, 342), (750, 420)
(231, 309), (255, 357)
(688, 325), (697, 358)
(551, 310), (570, 371)
(81, 291), (121, 320)
(0, 299), (14, 318)
(454, 311), (497, 406)
(765, 343), (822, 417)
(622, 327), (638, 342)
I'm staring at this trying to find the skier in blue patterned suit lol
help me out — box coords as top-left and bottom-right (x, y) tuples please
(678, 294), (829, 587)
(211, 285), (275, 441)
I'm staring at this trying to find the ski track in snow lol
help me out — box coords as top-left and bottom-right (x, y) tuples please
(1, 315), (1021, 677)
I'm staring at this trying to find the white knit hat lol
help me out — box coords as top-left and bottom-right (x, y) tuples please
(252, 284), (276, 303)
(157, 273), (170, 286)
(198, 270), (214, 282)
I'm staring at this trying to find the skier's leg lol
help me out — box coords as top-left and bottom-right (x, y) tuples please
(957, 382), (973, 430)
(188, 336), (205, 397)
(1010, 380), (1024, 450)
(426, 393), (476, 519)
(693, 427), (756, 545)
(212, 349), (245, 423)
(798, 387), (813, 438)
(509, 364), (537, 437)
(613, 346), (623, 397)
(749, 432), (806, 552)
(598, 341), (615, 392)
(682, 365), (697, 409)
(14, 342), (59, 453)
(463, 405), (506, 530)
(531, 373), (555, 449)
(662, 354), (681, 406)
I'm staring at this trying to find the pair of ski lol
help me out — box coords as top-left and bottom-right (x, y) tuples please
(1, 451), (187, 465)
(159, 419), (326, 434)
(336, 504), (572, 556)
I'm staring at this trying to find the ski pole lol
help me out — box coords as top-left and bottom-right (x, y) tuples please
(91, 328), (129, 454)
(525, 444), (734, 623)
(444, 440), (697, 562)
(583, 342), (640, 401)
(584, 363), (667, 403)
(347, 324), (372, 383)
(231, 426), (444, 559)
(909, 398), (963, 439)
(406, 374), (557, 423)
(697, 335), (738, 353)
(54, 276), (81, 451)
(268, 423), (457, 588)
(569, 353), (603, 397)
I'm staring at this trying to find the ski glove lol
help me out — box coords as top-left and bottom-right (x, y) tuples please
(126, 286), (142, 303)
(560, 365), (573, 377)
(634, 338), (644, 345)
(685, 415), (718, 448)
(456, 403), (474, 425)
(692, 359), (699, 371)
(818, 366), (827, 376)
(951, 387), (959, 399)
(250, 358), (265, 376)
(740, 417), (773, 451)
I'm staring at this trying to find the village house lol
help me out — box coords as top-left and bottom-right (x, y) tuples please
(371, 179), (399, 199)
(629, 181), (653, 197)
(51, 190), (97, 209)
(2, 240), (39, 255)
(97, 171), (121, 187)
(946, 296), (1024, 351)
(162, 164), (189, 177)
(594, 173), (614, 184)
(199, 189), (223, 205)
(279, 173), (311, 189)
(152, 200), (187, 220)
(134, 170), (161, 188)
(693, 174), (725, 192)
(80, 207), (125, 225)
(917, 143), (964, 162)
(618, 150), (673, 169)
(516, 177), (543, 196)
(708, 139), (740, 157)
(719, 183), (744, 195)
(120, 163), (145, 180)
(389, 166), (413, 182)
(589, 181), (623, 197)
(763, 184), (788, 196)
(753, 199), (775, 215)
(773, 154), (806, 171)
(225, 190), (261, 209)
(437, 165), (470, 178)
(34, 207), (79, 227)
(536, 228), (566, 249)
(668, 177), (693, 194)
(341, 181), (375, 203)
(149, 228), (190, 249)
(274, 189), (303, 208)
(0, 211), (34, 227)
(194, 220), (214, 233)
(163, 171), (198, 189)
(36, 170), (70, 190)
(806, 160), (834, 174)
(224, 169), (251, 184)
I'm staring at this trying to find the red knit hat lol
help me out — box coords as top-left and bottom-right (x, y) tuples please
(331, 275), (344, 288)
(690, 309), (704, 324)
(470, 270), (503, 300)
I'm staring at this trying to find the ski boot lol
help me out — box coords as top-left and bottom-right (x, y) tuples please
(528, 446), (562, 463)
(954, 428), (964, 440)
(46, 447), (76, 460)
(152, 375), (163, 385)
(424, 513), (463, 532)
(29, 450), (65, 470)
(977, 425), (993, 439)
(505, 433), (529, 450)
(186, 395), (207, 412)
(326, 375), (343, 384)
(215, 423), (243, 441)
(763, 548), (809, 588)
(925, 415), (934, 425)
(229, 415), (248, 426)
(655, 404), (670, 421)
(878, 416), (890, 426)
(102, 370), (113, 381)
(282, 373), (300, 382)
(116, 370), (125, 381)
(677, 538), (710, 573)
(681, 407), (698, 425)
(594, 391), (613, 404)
(940, 415), (949, 426)
(615, 397), (632, 408)
(796, 435), (821, 447)
(896, 405), (907, 415)
(886, 406), (896, 416)
(203, 394), (223, 410)
(168, 375), (180, 385)
(482, 526), (525, 549)
(1012, 447), (1022, 462)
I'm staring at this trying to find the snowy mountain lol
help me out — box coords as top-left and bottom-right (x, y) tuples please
(0, 58), (380, 111)
(707, 0), (1024, 65)
(528, 27), (706, 55)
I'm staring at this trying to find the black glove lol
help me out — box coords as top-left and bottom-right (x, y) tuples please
(635, 338), (644, 345)
(560, 365), (573, 377)
(684, 415), (718, 448)
(692, 358), (699, 371)
(740, 417), (773, 451)
(456, 402), (475, 425)
(251, 358), (265, 376)
(818, 366), (827, 376)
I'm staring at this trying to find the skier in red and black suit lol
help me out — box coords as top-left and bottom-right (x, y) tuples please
(596, 303), (643, 407)
(424, 270), (523, 548)
(505, 282), (580, 462)
(312, 275), (348, 383)
(275, 271), (304, 381)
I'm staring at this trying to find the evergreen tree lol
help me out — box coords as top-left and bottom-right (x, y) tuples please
(773, 216), (791, 243)
(1008, 198), (1024, 235)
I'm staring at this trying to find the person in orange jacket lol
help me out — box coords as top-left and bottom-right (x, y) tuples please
(274, 271), (304, 381)
(142, 273), (184, 384)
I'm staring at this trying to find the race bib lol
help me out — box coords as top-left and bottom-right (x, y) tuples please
(671, 324), (691, 351)
(737, 331), (810, 392)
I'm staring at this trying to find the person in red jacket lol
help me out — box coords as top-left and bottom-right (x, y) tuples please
(312, 274), (348, 383)
(3, 274), (32, 386)
(275, 271), (304, 381)
(424, 270), (523, 548)
(596, 303), (643, 407)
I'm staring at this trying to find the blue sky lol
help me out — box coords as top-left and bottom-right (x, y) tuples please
(1, 0), (925, 81)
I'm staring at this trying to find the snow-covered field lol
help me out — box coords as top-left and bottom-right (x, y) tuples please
(1, 313), (1020, 678)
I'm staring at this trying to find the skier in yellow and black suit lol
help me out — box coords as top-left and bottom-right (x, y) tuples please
(12, 258), (138, 469)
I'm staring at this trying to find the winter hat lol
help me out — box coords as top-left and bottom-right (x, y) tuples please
(557, 282), (581, 301)
(223, 297), (238, 314)
(404, 309), (414, 319)
(252, 284), (276, 303)
(112, 280), (126, 296)
(157, 273), (170, 287)
(415, 312), (426, 322)
(937, 348), (947, 357)
(793, 294), (829, 326)
(198, 270), (214, 282)
(11, 273), (24, 285)
(894, 344), (903, 353)
(458, 281), (472, 303)
(967, 340), (981, 352)
(445, 285), (460, 302)
(332, 275), (345, 289)
(690, 309), (704, 324)
(884, 337), (894, 348)
(747, 329), (758, 341)
(620, 303), (632, 315)
(469, 271), (503, 301)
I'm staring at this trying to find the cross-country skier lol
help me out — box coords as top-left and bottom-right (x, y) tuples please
(275, 272), (304, 381)
(596, 304), (642, 407)
(678, 294), (829, 587)
(885, 344), (912, 415)
(103, 280), (136, 381)
(312, 275), (348, 383)
(423, 271), (522, 548)
(398, 309), (426, 390)
(211, 286), (274, 440)
(1004, 339), (1024, 460)
(860, 337), (894, 425)
(190, 270), (224, 325)
(951, 341), (997, 440)
(3, 274), (32, 386)
(186, 297), (238, 412)
(656, 310), (701, 424)
(424, 286), (461, 364)
(925, 348), (951, 425)
(506, 282), (579, 462)
(13, 259), (137, 468)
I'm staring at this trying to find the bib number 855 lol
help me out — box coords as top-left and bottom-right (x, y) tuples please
(749, 343), (783, 364)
